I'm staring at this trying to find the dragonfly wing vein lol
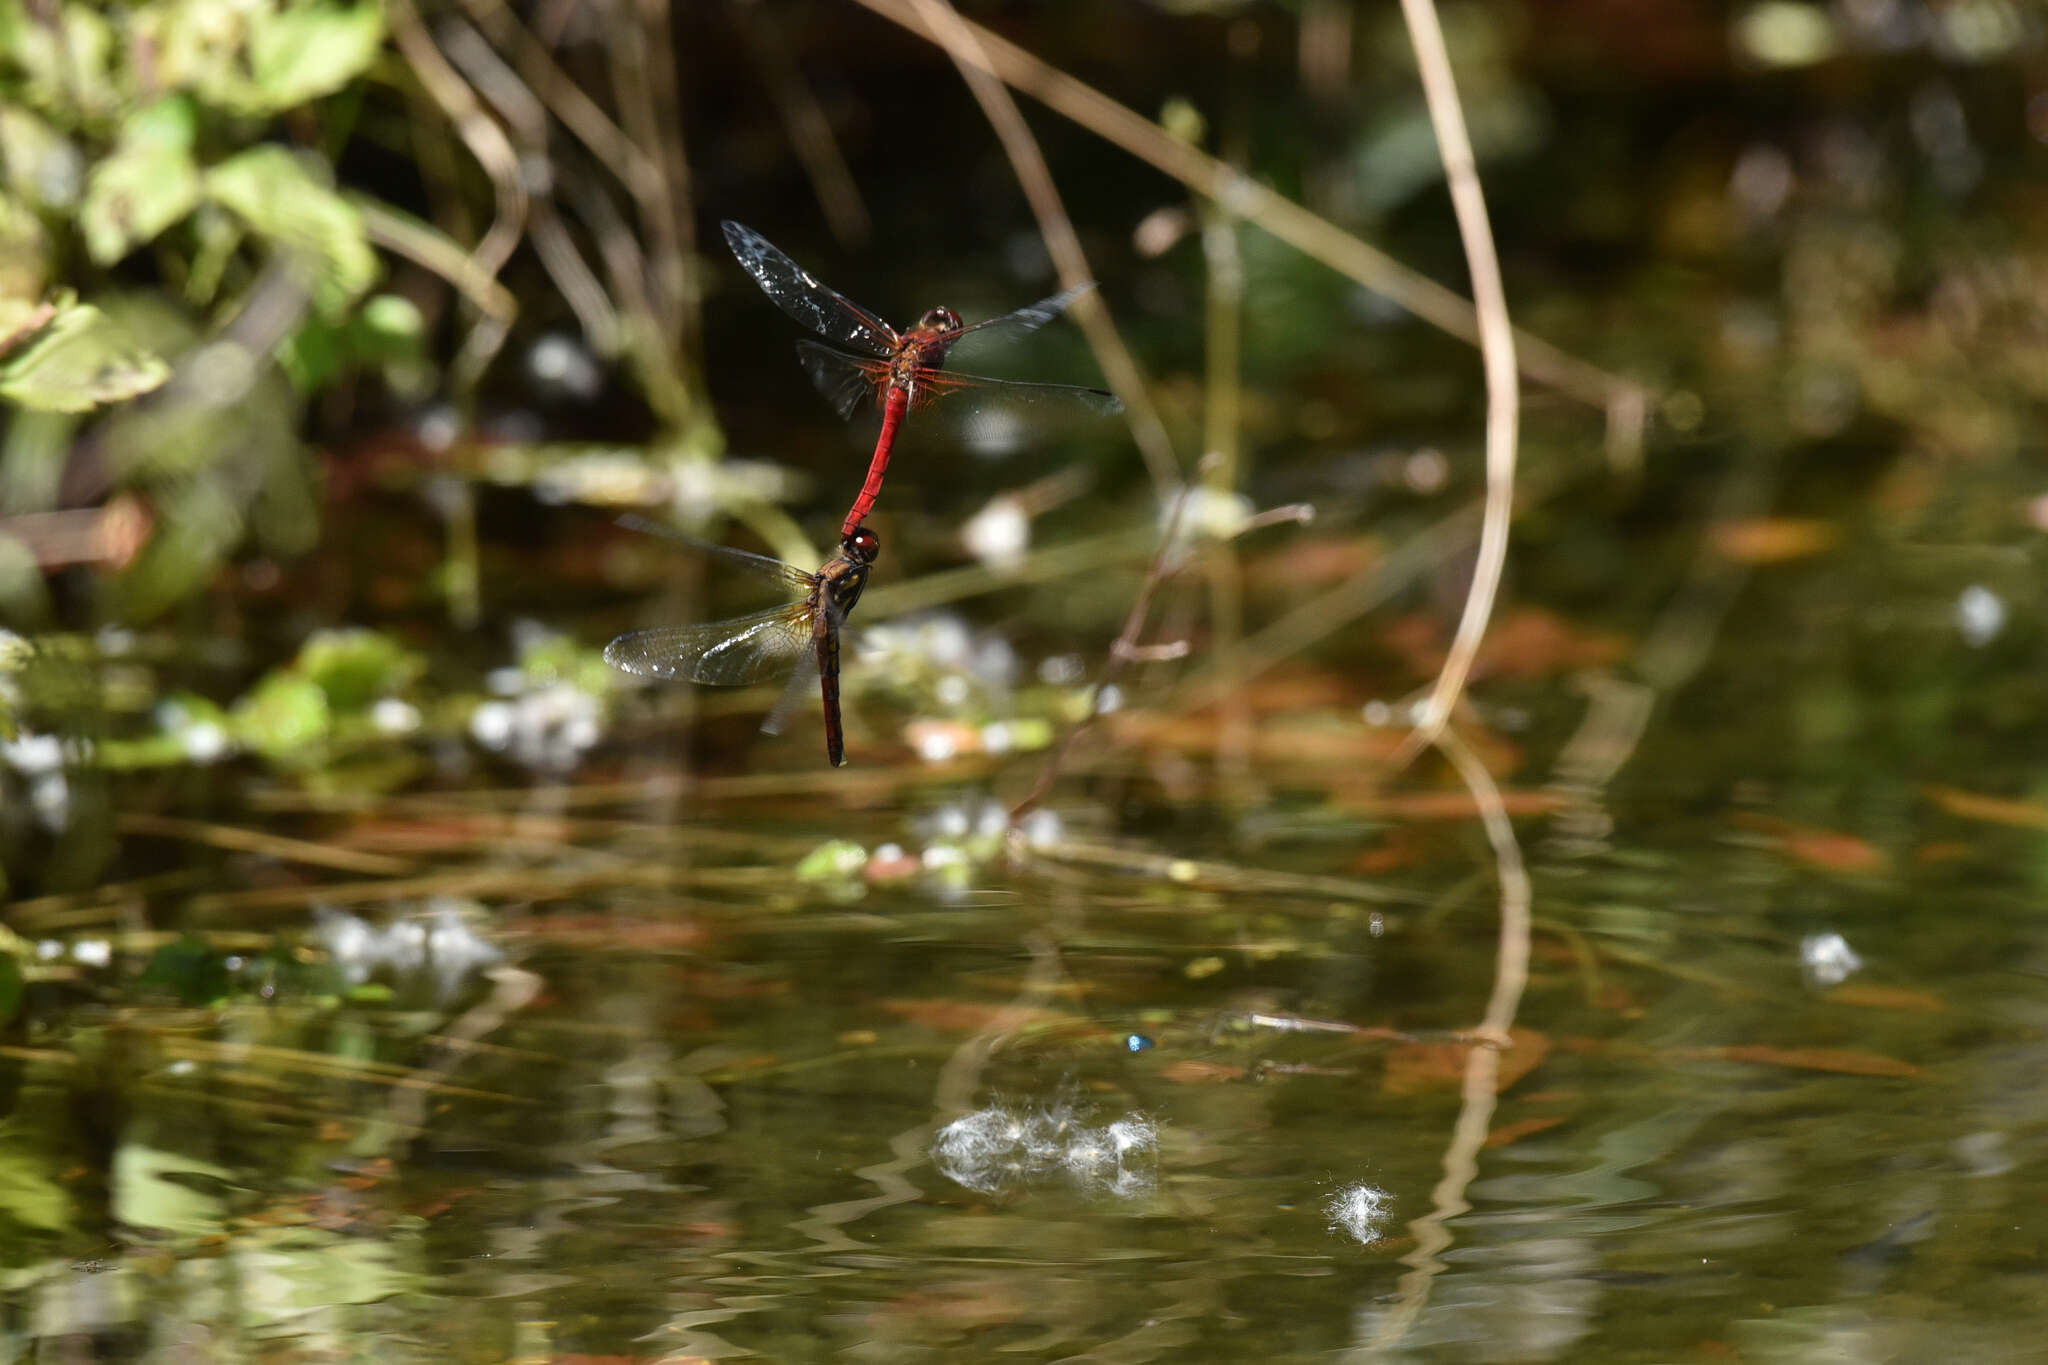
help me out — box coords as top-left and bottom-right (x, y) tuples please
(721, 221), (898, 356)
(942, 282), (1096, 365)
(604, 607), (811, 685)
(796, 341), (885, 419)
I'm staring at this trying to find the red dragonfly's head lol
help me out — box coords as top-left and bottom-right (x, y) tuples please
(842, 526), (880, 564)
(913, 306), (962, 337)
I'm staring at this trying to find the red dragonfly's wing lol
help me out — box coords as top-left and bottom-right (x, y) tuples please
(913, 367), (1124, 416)
(907, 368), (1124, 460)
(721, 221), (898, 357)
(939, 282), (1096, 366)
(794, 341), (889, 419)
(603, 604), (814, 685)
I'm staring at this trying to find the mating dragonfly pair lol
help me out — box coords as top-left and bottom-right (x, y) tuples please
(604, 222), (1121, 765)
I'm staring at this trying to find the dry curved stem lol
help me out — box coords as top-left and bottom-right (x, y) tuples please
(1372, 724), (1532, 1351)
(454, 0), (663, 197)
(434, 18), (622, 349)
(901, 0), (1180, 500)
(387, 0), (526, 390)
(850, 0), (1647, 447)
(352, 197), (517, 324)
(1388, 0), (1519, 766)
(608, 0), (701, 384)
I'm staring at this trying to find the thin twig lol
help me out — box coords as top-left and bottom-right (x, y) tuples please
(114, 813), (418, 878)
(387, 0), (527, 378)
(902, 0), (1180, 500)
(352, 197), (517, 324)
(606, 0), (700, 386)
(850, 0), (1647, 449)
(1009, 464), (1208, 821)
(561, 163), (665, 357)
(433, 17), (623, 348)
(641, 0), (703, 371)
(453, 0), (663, 196)
(1388, 0), (1519, 764)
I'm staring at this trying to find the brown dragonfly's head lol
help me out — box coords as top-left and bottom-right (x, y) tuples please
(914, 306), (962, 336)
(842, 526), (880, 565)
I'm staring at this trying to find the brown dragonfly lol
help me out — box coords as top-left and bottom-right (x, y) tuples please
(721, 220), (1122, 538)
(604, 518), (880, 766)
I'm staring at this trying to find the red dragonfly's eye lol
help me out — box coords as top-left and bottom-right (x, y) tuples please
(847, 527), (880, 561)
(921, 306), (962, 333)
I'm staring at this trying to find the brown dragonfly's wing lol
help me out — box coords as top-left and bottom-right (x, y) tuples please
(939, 282), (1096, 366)
(758, 639), (822, 738)
(759, 593), (851, 765)
(794, 341), (889, 420)
(615, 515), (815, 594)
(604, 605), (813, 685)
(721, 221), (898, 356)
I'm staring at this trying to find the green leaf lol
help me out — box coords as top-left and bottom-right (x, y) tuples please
(0, 300), (170, 413)
(112, 1143), (233, 1239)
(230, 670), (331, 759)
(204, 146), (378, 314)
(796, 839), (869, 884)
(279, 291), (426, 392)
(136, 936), (231, 1007)
(0, 289), (68, 360)
(0, 191), (52, 304)
(245, 2), (386, 111)
(0, 2), (116, 121)
(135, 0), (254, 105)
(0, 1136), (72, 1236)
(0, 630), (27, 743)
(0, 106), (81, 209)
(80, 96), (202, 264)
(295, 628), (423, 712)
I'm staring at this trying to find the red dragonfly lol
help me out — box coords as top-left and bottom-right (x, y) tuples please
(721, 221), (1122, 538)
(604, 518), (880, 767)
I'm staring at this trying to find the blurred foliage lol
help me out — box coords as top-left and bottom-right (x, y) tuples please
(0, 0), (390, 336)
(0, 945), (21, 1026)
(135, 933), (233, 1006)
(0, 0), (404, 629)
(0, 292), (169, 413)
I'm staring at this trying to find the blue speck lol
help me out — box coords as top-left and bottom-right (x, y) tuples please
(1126, 1034), (1155, 1053)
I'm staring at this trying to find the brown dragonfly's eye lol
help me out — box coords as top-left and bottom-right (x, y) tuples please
(846, 527), (880, 561)
(921, 306), (962, 333)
